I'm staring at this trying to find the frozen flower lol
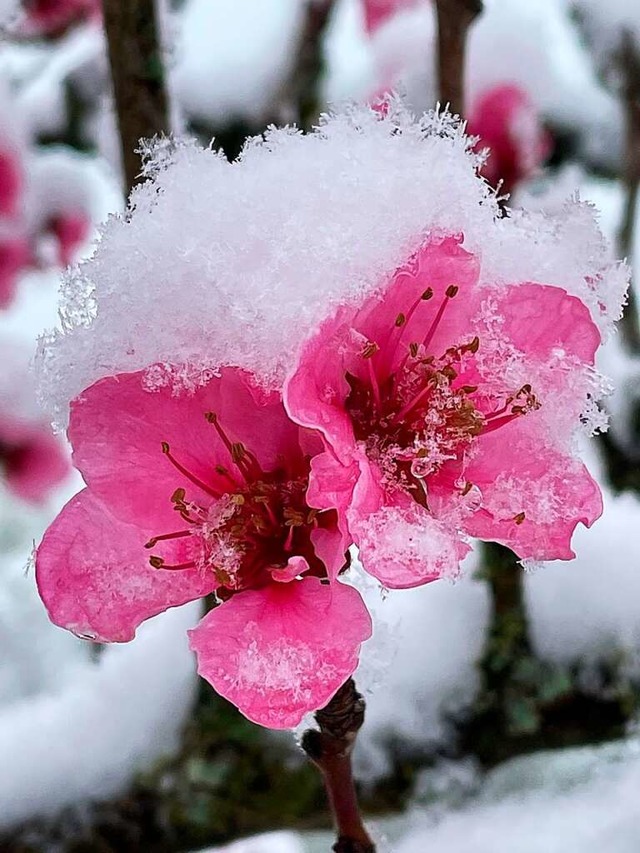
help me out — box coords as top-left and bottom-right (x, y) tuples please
(0, 413), (69, 503)
(467, 84), (551, 195)
(36, 368), (371, 728)
(285, 235), (603, 588)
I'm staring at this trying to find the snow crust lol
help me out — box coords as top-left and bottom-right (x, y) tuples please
(36, 103), (626, 428)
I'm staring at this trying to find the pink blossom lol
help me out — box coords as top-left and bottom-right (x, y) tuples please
(362, 0), (420, 35)
(0, 147), (23, 219)
(36, 368), (371, 728)
(48, 211), (90, 266)
(21, 0), (101, 37)
(467, 84), (552, 195)
(0, 237), (29, 309)
(0, 414), (69, 503)
(285, 235), (603, 588)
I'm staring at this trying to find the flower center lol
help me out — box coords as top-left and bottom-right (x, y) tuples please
(145, 413), (326, 595)
(345, 282), (539, 507)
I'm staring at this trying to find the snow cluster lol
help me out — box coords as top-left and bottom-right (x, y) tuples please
(37, 102), (626, 428)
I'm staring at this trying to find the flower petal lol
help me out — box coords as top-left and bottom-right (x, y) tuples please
(284, 308), (357, 463)
(36, 489), (216, 642)
(497, 283), (601, 365)
(69, 368), (304, 528)
(188, 577), (372, 728)
(354, 503), (470, 588)
(463, 428), (603, 560)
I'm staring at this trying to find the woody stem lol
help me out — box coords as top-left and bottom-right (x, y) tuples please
(434, 0), (483, 117)
(301, 679), (375, 853)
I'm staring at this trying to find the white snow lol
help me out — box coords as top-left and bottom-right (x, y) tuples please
(36, 102), (625, 428)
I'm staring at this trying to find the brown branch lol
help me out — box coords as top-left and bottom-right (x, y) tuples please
(434, 0), (483, 118)
(276, 0), (337, 130)
(616, 30), (640, 353)
(102, 0), (170, 194)
(301, 679), (374, 853)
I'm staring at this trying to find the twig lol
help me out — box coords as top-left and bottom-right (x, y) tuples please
(102, 0), (170, 194)
(616, 30), (640, 353)
(276, 0), (337, 130)
(434, 0), (483, 117)
(301, 679), (375, 853)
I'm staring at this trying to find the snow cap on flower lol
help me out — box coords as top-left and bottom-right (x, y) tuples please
(36, 367), (371, 728)
(36, 101), (626, 430)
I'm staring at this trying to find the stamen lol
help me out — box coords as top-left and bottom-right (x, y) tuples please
(144, 529), (192, 549)
(161, 442), (220, 498)
(422, 284), (459, 354)
(366, 356), (381, 412)
(206, 413), (263, 479)
(392, 379), (434, 424)
(149, 556), (197, 571)
(284, 524), (295, 552)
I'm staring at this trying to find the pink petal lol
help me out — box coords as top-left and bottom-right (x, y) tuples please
(70, 368), (304, 529)
(356, 235), (481, 370)
(497, 283), (601, 365)
(307, 449), (383, 578)
(354, 503), (469, 588)
(463, 428), (603, 560)
(270, 555), (309, 583)
(284, 308), (357, 464)
(36, 489), (215, 642)
(189, 578), (372, 728)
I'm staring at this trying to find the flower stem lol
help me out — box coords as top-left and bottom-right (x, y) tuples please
(102, 0), (170, 194)
(302, 679), (375, 853)
(434, 0), (483, 117)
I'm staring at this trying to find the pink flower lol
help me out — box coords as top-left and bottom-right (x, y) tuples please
(0, 147), (23, 219)
(49, 211), (90, 266)
(285, 235), (603, 588)
(467, 84), (552, 195)
(362, 0), (420, 35)
(0, 237), (29, 310)
(21, 0), (100, 37)
(36, 368), (371, 728)
(0, 414), (69, 503)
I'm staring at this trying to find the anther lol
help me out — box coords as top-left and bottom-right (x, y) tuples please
(362, 341), (379, 359)
(395, 312), (406, 327)
(422, 287), (433, 300)
(445, 284), (459, 298)
(149, 556), (197, 571)
(513, 512), (526, 525)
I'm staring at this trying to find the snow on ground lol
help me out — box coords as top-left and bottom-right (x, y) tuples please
(199, 738), (640, 853)
(0, 585), (202, 827)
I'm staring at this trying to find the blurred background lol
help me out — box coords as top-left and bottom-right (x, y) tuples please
(1, 0), (640, 851)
